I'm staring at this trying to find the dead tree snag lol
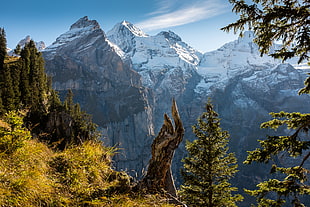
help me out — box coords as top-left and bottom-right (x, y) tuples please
(140, 99), (184, 197)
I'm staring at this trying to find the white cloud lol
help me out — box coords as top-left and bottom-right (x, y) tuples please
(136, 0), (228, 31)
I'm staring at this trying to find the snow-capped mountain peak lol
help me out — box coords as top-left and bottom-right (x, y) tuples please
(70, 16), (100, 30)
(17, 35), (46, 51)
(45, 16), (103, 55)
(157, 31), (182, 42)
(106, 21), (145, 55)
(121, 21), (148, 37)
(8, 35), (45, 56)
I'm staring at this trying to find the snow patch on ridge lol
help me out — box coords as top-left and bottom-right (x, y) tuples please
(121, 21), (148, 37)
(45, 26), (96, 52)
(106, 39), (126, 58)
(45, 16), (102, 55)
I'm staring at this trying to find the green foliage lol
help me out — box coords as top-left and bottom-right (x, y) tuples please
(19, 40), (48, 113)
(180, 100), (243, 207)
(299, 74), (310, 95)
(222, 0), (309, 64)
(244, 111), (310, 206)
(0, 31), (99, 149)
(0, 115), (174, 206)
(41, 89), (99, 149)
(223, 1), (310, 205)
(0, 64), (15, 111)
(0, 28), (6, 69)
(0, 111), (30, 154)
(245, 112), (310, 164)
(13, 44), (21, 55)
(0, 112), (53, 206)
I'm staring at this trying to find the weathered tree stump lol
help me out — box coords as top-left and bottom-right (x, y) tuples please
(139, 99), (184, 197)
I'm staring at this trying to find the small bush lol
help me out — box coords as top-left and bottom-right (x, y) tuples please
(49, 140), (132, 205)
(0, 111), (30, 154)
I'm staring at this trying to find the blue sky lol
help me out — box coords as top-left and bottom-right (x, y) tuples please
(1, 0), (239, 52)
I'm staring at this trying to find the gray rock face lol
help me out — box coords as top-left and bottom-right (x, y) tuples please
(107, 23), (310, 204)
(43, 17), (155, 175)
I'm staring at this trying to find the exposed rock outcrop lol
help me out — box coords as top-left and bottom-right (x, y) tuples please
(43, 17), (155, 176)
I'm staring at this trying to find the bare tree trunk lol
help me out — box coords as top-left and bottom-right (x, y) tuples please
(139, 99), (184, 197)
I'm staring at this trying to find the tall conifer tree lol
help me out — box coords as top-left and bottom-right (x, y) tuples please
(0, 28), (9, 113)
(223, 0), (310, 206)
(19, 43), (31, 107)
(1, 64), (15, 111)
(180, 100), (243, 207)
(0, 28), (6, 69)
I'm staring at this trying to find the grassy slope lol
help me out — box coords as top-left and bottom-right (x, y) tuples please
(0, 113), (175, 206)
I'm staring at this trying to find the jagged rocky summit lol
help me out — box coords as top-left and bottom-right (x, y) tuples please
(43, 16), (155, 174)
(41, 16), (310, 204)
(7, 35), (46, 55)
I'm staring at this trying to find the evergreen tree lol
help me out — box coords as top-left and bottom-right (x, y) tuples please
(19, 40), (47, 113)
(0, 28), (6, 69)
(0, 28), (7, 113)
(13, 44), (21, 55)
(19, 43), (31, 107)
(223, 0), (310, 206)
(63, 89), (98, 145)
(180, 100), (243, 207)
(1, 64), (15, 111)
(48, 89), (62, 112)
(221, 0), (309, 64)
(64, 89), (74, 112)
(244, 112), (310, 206)
(9, 61), (21, 107)
(0, 31), (99, 151)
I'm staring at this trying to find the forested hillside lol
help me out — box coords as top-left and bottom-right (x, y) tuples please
(0, 28), (176, 206)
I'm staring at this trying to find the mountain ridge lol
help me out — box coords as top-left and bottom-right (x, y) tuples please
(15, 17), (309, 206)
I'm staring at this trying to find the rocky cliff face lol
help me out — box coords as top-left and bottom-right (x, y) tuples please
(107, 24), (310, 193)
(42, 17), (309, 204)
(43, 16), (155, 174)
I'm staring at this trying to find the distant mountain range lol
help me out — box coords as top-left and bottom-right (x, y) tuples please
(11, 16), (310, 205)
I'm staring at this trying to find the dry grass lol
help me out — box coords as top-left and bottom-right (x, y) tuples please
(0, 113), (176, 206)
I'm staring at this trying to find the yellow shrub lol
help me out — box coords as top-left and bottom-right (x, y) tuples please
(50, 141), (127, 205)
(0, 139), (54, 206)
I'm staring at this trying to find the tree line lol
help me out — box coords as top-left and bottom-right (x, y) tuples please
(0, 28), (97, 149)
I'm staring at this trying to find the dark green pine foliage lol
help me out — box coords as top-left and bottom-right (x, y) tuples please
(222, 0), (310, 206)
(0, 31), (98, 150)
(9, 61), (21, 107)
(0, 28), (7, 112)
(180, 100), (243, 207)
(62, 89), (98, 146)
(221, 0), (309, 64)
(14, 44), (21, 55)
(19, 42), (32, 108)
(21, 40), (48, 113)
(221, 0), (310, 94)
(48, 89), (62, 112)
(1, 64), (15, 111)
(244, 112), (310, 206)
(0, 28), (6, 69)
